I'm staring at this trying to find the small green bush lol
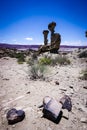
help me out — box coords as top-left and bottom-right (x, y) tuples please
(38, 55), (70, 66)
(38, 57), (52, 65)
(8, 52), (17, 58)
(16, 53), (25, 64)
(17, 58), (25, 64)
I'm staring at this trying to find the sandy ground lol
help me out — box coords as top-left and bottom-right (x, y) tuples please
(0, 51), (87, 130)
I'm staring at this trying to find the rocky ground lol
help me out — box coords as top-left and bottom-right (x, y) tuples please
(0, 49), (87, 130)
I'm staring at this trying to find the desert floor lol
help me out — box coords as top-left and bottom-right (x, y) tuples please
(0, 50), (87, 130)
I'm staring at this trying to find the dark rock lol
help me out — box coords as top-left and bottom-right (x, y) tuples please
(26, 91), (30, 94)
(83, 86), (87, 89)
(6, 108), (25, 125)
(59, 88), (67, 91)
(60, 95), (72, 111)
(55, 81), (59, 85)
(86, 101), (87, 107)
(69, 86), (73, 89)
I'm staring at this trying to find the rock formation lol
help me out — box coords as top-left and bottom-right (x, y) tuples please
(38, 22), (61, 54)
(43, 30), (49, 45)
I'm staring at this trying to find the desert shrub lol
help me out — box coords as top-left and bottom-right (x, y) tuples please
(9, 52), (25, 62)
(16, 53), (25, 64)
(30, 64), (46, 79)
(38, 55), (70, 66)
(8, 52), (17, 58)
(38, 57), (52, 65)
(80, 69), (87, 80)
(31, 53), (37, 59)
(15, 53), (24, 58)
(51, 55), (71, 65)
(78, 50), (87, 58)
(27, 58), (34, 65)
(17, 58), (25, 64)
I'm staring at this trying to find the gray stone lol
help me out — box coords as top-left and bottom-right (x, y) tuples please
(47, 127), (52, 130)
(80, 117), (87, 123)
(62, 109), (69, 120)
(43, 96), (62, 122)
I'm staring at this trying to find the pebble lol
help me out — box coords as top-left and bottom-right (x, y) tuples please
(59, 88), (67, 91)
(80, 117), (87, 123)
(62, 109), (69, 120)
(12, 125), (16, 128)
(55, 81), (59, 85)
(69, 86), (73, 89)
(83, 86), (87, 89)
(47, 127), (52, 130)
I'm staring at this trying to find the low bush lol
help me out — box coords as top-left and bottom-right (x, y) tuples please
(80, 69), (87, 80)
(27, 58), (34, 65)
(38, 55), (70, 66)
(16, 53), (25, 64)
(78, 50), (87, 58)
(38, 57), (52, 65)
(30, 64), (46, 80)
(51, 55), (71, 66)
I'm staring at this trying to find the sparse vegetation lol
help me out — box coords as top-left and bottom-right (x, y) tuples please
(7, 51), (26, 64)
(80, 69), (87, 80)
(38, 55), (71, 66)
(15, 53), (25, 64)
(78, 50), (87, 58)
(51, 55), (71, 66)
(55, 55), (71, 65)
(27, 58), (34, 65)
(30, 64), (46, 80)
(27, 53), (71, 80)
(38, 57), (52, 65)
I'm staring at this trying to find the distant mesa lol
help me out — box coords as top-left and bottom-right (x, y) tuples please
(0, 43), (40, 50)
(0, 43), (87, 50)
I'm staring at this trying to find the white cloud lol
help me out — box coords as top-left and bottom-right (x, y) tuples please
(2, 40), (6, 42)
(61, 40), (84, 46)
(25, 37), (33, 41)
(14, 42), (24, 45)
(12, 39), (17, 42)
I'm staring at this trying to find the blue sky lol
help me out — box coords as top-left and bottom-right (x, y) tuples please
(0, 0), (87, 46)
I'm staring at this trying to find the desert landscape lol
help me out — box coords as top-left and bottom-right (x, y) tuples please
(0, 47), (87, 130)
